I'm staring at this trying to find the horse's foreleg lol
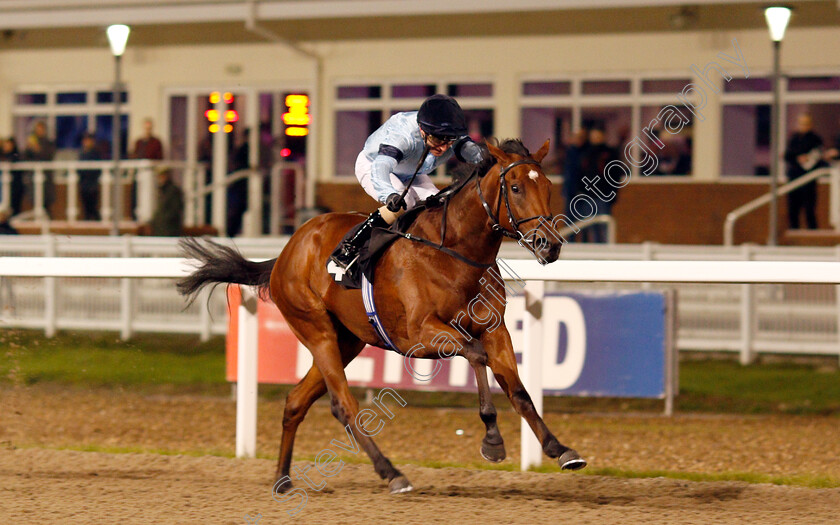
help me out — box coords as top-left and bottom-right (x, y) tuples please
(481, 328), (586, 470)
(471, 361), (506, 463)
(408, 321), (506, 462)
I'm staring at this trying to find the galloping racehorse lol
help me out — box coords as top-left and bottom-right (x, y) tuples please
(178, 138), (586, 494)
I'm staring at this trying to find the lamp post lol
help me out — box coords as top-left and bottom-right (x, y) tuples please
(764, 6), (792, 246)
(107, 24), (130, 236)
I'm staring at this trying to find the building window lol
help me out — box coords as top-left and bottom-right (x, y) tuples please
(333, 81), (494, 177)
(721, 74), (840, 176)
(12, 86), (130, 156)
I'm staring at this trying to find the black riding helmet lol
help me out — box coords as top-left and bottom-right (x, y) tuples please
(417, 94), (468, 140)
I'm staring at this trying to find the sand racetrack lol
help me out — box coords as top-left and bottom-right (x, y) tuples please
(1, 384), (839, 524)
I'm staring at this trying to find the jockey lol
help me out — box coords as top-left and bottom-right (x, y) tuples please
(329, 94), (484, 271)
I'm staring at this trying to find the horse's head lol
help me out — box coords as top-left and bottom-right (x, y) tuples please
(479, 139), (560, 264)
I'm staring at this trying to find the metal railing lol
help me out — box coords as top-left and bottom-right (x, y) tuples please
(723, 164), (840, 246)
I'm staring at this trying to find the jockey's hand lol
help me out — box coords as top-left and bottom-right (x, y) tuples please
(386, 193), (406, 212)
(424, 193), (443, 208)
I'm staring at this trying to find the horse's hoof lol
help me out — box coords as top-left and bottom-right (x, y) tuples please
(272, 477), (294, 494)
(558, 449), (587, 471)
(389, 475), (414, 494)
(480, 439), (506, 463)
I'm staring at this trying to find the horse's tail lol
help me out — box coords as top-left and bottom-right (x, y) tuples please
(177, 237), (276, 306)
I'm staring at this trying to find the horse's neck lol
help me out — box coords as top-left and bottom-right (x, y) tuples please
(413, 174), (503, 265)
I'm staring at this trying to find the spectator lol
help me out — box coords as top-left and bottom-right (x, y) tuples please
(78, 131), (102, 221)
(22, 121), (56, 218)
(784, 113), (826, 230)
(561, 129), (588, 242)
(1, 137), (23, 216)
(131, 118), (165, 220)
(150, 168), (184, 236)
(131, 118), (164, 160)
(580, 127), (619, 243)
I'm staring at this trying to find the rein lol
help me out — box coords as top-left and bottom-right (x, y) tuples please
(393, 156), (549, 268)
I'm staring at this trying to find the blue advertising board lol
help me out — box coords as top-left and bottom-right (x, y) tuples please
(505, 291), (670, 399)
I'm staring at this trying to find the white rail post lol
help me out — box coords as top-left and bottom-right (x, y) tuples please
(830, 165), (840, 231)
(135, 161), (156, 223)
(836, 246), (840, 366)
(199, 286), (212, 342)
(43, 234), (57, 337)
(120, 235), (133, 340)
(520, 279), (544, 471)
(66, 166), (79, 222)
(0, 164), (10, 211)
(236, 286), (259, 458)
(33, 167), (46, 221)
(739, 244), (756, 365)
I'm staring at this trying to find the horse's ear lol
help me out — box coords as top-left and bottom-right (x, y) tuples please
(485, 139), (510, 165)
(532, 139), (550, 163)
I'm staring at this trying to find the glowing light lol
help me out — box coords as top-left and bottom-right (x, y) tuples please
(285, 94), (309, 107)
(209, 92), (221, 104)
(205, 109), (220, 121)
(285, 126), (309, 137)
(280, 147), (292, 158)
(223, 92), (234, 103)
(209, 123), (220, 133)
(765, 6), (792, 42)
(106, 24), (130, 57)
(282, 112), (311, 126)
(224, 124), (233, 133)
(225, 110), (239, 123)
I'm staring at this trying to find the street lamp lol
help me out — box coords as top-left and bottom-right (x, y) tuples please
(764, 6), (792, 246)
(107, 24), (130, 235)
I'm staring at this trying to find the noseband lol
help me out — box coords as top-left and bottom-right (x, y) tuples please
(476, 158), (552, 241)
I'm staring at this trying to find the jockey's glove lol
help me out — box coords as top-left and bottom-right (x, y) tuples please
(386, 193), (407, 212)
(455, 138), (484, 164)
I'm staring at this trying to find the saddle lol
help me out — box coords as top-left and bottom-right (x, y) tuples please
(330, 206), (427, 290)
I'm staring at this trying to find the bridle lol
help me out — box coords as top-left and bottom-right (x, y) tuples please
(476, 158), (552, 241)
(389, 155), (553, 269)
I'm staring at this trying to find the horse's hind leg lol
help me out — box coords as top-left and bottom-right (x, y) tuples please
(274, 333), (366, 491)
(283, 310), (411, 493)
(274, 365), (327, 490)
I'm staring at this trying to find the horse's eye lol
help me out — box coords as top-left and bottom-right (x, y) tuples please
(511, 185), (521, 194)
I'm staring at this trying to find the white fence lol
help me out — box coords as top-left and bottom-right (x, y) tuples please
(3, 254), (840, 469)
(3, 236), (840, 364)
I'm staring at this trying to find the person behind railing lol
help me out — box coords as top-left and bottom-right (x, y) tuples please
(22, 121), (56, 218)
(580, 127), (619, 243)
(562, 128), (589, 242)
(149, 168), (184, 237)
(226, 131), (250, 237)
(1, 137), (23, 216)
(784, 113), (827, 230)
(78, 131), (102, 221)
(130, 118), (166, 221)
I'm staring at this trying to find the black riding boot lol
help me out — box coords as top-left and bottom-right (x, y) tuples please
(330, 210), (388, 269)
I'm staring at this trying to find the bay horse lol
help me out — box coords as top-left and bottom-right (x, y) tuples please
(178, 138), (586, 494)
